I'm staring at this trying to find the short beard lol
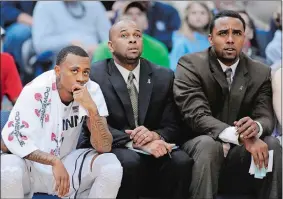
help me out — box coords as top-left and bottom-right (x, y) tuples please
(113, 52), (140, 65)
(219, 54), (238, 66)
(56, 76), (63, 90)
(219, 56), (237, 63)
(56, 76), (72, 96)
(213, 47), (238, 65)
(56, 76), (74, 104)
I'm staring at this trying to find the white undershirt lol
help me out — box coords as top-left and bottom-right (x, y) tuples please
(115, 60), (140, 92)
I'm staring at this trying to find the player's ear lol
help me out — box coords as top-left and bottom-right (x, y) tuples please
(54, 65), (61, 78)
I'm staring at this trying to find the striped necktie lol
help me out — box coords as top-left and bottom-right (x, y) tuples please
(225, 68), (233, 90)
(127, 72), (138, 127)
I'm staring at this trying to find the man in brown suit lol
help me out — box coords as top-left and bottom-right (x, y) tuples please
(174, 10), (282, 199)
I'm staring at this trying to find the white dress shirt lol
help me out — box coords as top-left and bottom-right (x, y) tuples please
(115, 60), (140, 92)
(217, 59), (263, 150)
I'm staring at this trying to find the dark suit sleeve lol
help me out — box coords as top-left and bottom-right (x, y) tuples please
(153, 71), (183, 144)
(251, 68), (274, 136)
(108, 125), (131, 148)
(77, 119), (131, 149)
(173, 56), (229, 139)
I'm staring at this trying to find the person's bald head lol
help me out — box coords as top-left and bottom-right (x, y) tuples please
(108, 19), (143, 65)
(109, 19), (138, 41)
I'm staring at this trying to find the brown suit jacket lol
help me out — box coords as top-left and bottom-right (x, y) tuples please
(173, 47), (274, 141)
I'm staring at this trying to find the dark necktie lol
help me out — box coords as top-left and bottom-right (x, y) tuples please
(225, 68), (233, 90)
(222, 68), (233, 157)
(127, 72), (138, 127)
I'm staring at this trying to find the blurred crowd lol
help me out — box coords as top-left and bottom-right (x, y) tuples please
(1, 1), (282, 110)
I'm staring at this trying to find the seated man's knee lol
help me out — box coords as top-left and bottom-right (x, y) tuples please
(1, 154), (25, 183)
(185, 135), (223, 157)
(91, 153), (123, 183)
(112, 149), (142, 172)
(263, 136), (281, 151)
(171, 150), (194, 171)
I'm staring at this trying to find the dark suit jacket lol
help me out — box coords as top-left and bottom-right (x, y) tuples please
(78, 58), (182, 148)
(174, 47), (274, 141)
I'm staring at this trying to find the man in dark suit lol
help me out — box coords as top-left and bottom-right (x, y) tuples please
(77, 19), (193, 199)
(173, 10), (282, 199)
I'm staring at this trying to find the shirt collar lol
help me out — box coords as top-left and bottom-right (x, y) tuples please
(114, 60), (140, 84)
(217, 59), (239, 77)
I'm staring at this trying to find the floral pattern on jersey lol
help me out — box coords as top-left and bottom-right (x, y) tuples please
(50, 132), (64, 156)
(34, 87), (51, 127)
(7, 111), (29, 147)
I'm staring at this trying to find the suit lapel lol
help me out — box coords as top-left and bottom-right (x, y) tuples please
(228, 54), (250, 124)
(209, 49), (229, 95)
(107, 60), (136, 128)
(138, 59), (153, 125)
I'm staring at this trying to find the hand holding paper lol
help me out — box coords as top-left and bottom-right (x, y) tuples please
(243, 137), (269, 169)
(249, 150), (274, 179)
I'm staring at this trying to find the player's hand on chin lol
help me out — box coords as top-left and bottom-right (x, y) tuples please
(72, 84), (96, 110)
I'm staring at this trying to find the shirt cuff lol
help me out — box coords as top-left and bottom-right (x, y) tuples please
(255, 121), (263, 138)
(125, 140), (133, 149)
(218, 126), (240, 145)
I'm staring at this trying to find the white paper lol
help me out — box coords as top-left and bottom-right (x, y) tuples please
(249, 150), (273, 177)
(128, 145), (179, 156)
(267, 150), (274, 172)
(128, 148), (150, 155)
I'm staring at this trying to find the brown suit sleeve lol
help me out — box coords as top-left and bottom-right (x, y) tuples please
(173, 56), (229, 139)
(251, 68), (274, 136)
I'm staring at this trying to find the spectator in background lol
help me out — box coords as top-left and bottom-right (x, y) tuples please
(212, 1), (245, 14)
(238, 10), (267, 63)
(265, 7), (282, 65)
(32, 1), (111, 59)
(1, 1), (36, 69)
(170, 2), (211, 71)
(142, 2), (181, 52)
(245, 1), (280, 31)
(105, 1), (128, 24)
(101, 1), (115, 11)
(245, 1), (280, 59)
(0, 27), (23, 110)
(93, 2), (170, 68)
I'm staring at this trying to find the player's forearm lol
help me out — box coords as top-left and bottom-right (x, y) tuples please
(87, 106), (112, 153)
(24, 149), (59, 166)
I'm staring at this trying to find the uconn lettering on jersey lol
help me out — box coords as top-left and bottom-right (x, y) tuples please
(63, 115), (86, 131)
